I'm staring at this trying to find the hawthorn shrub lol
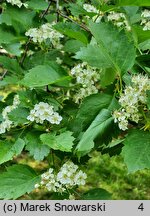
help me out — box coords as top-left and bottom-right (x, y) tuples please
(0, 0), (150, 200)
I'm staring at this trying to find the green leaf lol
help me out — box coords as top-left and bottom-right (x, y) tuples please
(123, 6), (141, 24)
(54, 22), (88, 44)
(23, 51), (60, 70)
(21, 65), (68, 88)
(122, 129), (150, 173)
(25, 132), (50, 161)
(8, 107), (29, 125)
(75, 44), (109, 68)
(68, 3), (89, 16)
(139, 39), (150, 51)
(0, 25), (17, 44)
(117, 0), (150, 6)
(64, 39), (86, 53)
(134, 26), (150, 43)
(71, 93), (113, 135)
(0, 76), (20, 87)
(0, 55), (24, 75)
(81, 188), (112, 200)
(18, 90), (38, 108)
(27, 0), (48, 10)
(75, 109), (113, 157)
(2, 43), (21, 56)
(40, 131), (75, 152)
(0, 6), (35, 31)
(75, 22), (136, 76)
(136, 55), (150, 68)
(0, 139), (25, 165)
(0, 164), (40, 199)
(100, 68), (117, 87)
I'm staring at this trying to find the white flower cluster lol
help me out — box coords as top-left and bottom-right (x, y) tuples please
(83, 5), (130, 30)
(113, 74), (150, 131)
(25, 23), (64, 49)
(0, 95), (20, 134)
(6, 0), (28, 8)
(141, 9), (150, 31)
(107, 11), (131, 31)
(27, 102), (62, 125)
(83, 4), (98, 13)
(70, 62), (100, 103)
(35, 161), (87, 193)
(83, 3), (103, 23)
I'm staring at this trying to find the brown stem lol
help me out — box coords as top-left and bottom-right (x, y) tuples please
(57, 10), (90, 32)
(46, 85), (51, 93)
(0, 69), (7, 81)
(20, 1), (53, 65)
(19, 38), (32, 65)
(40, 0), (52, 19)
(56, 0), (59, 22)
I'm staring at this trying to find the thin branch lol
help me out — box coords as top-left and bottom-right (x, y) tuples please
(56, 0), (59, 22)
(58, 10), (90, 32)
(20, 1), (53, 65)
(0, 69), (7, 81)
(46, 85), (51, 93)
(19, 38), (32, 65)
(40, 0), (52, 19)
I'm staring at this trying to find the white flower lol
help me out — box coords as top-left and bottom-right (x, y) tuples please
(143, 21), (150, 31)
(83, 4), (103, 23)
(69, 194), (75, 200)
(71, 62), (100, 103)
(2, 106), (13, 119)
(25, 23), (64, 49)
(56, 57), (62, 65)
(46, 182), (58, 192)
(107, 12), (125, 21)
(0, 95), (20, 134)
(48, 168), (54, 174)
(0, 122), (6, 134)
(83, 4), (98, 13)
(118, 119), (128, 131)
(6, 0), (28, 8)
(141, 10), (150, 31)
(27, 102), (62, 125)
(34, 184), (40, 189)
(49, 112), (62, 125)
(74, 170), (87, 186)
(113, 74), (150, 130)
(141, 9), (150, 18)
(35, 161), (87, 193)
(107, 11), (130, 31)
(13, 95), (20, 107)
(57, 171), (73, 185)
(27, 110), (35, 122)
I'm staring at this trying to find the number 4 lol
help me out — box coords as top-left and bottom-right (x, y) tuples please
(138, 203), (144, 211)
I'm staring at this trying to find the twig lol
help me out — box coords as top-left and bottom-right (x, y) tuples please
(0, 69), (7, 81)
(40, 0), (52, 19)
(19, 38), (32, 65)
(46, 85), (51, 93)
(56, 0), (59, 22)
(20, 1), (53, 65)
(58, 10), (90, 32)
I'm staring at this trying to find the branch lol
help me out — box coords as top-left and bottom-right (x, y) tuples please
(40, 0), (52, 19)
(19, 38), (32, 65)
(57, 10), (90, 32)
(0, 69), (7, 81)
(20, 1), (53, 65)
(56, 0), (59, 22)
